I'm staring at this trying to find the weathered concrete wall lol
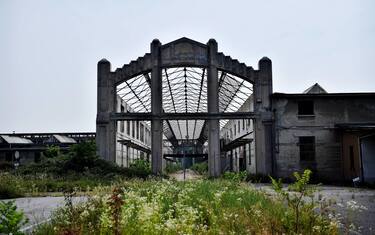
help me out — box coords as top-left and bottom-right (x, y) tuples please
(273, 95), (375, 181)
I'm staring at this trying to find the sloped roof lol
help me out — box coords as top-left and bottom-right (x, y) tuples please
(0, 135), (33, 144)
(303, 83), (327, 94)
(53, 134), (77, 144)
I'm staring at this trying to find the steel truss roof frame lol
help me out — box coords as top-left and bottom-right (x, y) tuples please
(116, 67), (253, 144)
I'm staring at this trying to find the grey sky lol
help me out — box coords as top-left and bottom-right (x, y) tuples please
(0, 0), (374, 133)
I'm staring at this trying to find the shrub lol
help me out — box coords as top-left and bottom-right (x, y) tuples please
(270, 169), (337, 234)
(64, 141), (97, 172)
(222, 171), (248, 182)
(43, 145), (60, 158)
(165, 162), (182, 174)
(0, 174), (24, 199)
(127, 159), (151, 178)
(190, 161), (208, 175)
(0, 200), (28, 235)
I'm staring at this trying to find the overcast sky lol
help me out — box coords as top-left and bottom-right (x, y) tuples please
(0, 0), (374, 133)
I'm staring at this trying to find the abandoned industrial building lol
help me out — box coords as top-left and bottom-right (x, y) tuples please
(95, 37), (375, 183)
(1, 37), (374, 184)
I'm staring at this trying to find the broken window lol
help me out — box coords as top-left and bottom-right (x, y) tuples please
(298, 100), (314, 115)
(299, 136), (315, 161)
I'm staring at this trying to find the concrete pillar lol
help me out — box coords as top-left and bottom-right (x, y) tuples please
(207, 39), (221, 177)
(96, 59), (117, 162)
(151, 39), (163, 175)
(254, 57), (274, 175)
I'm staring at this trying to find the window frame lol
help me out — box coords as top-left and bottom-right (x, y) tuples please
(297, 100), (315, 116)
(299, 136), (315, 162)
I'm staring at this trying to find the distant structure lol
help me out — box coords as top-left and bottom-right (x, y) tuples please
(0, 133), (95, 165)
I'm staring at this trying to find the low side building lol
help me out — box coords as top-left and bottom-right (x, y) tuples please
(272, 84), (375, 183)
(0, 132), (95, 167)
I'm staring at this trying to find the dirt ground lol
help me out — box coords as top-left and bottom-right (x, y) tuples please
(168, 169), (203, 181)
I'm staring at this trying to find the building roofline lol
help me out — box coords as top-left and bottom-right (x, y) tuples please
(272, 92), (375, 98)
(0, 132), (96, 136)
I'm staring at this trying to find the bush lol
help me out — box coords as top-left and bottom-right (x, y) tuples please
(0, 174), (24, 199)
(0, 200), (28, 235)
(190, 161), (208, 175)
(165, 162), (182, 174)
(43, 145), (60, 158)
(222, 171), (248, 182)
(64, 141), (97, 171)
(127, 159), (151, 178)
(270, 169), (336, 234)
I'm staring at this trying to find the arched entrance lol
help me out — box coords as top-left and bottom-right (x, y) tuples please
(96, 37), (273, 177)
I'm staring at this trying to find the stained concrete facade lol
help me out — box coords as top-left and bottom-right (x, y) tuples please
(272, 89), (375, 182)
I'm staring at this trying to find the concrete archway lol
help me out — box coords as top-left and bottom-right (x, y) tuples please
(96, 37), (273, 177)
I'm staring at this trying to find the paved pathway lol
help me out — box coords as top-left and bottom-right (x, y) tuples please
(1, 196), (86, 233)
(169, 169), (202, 181)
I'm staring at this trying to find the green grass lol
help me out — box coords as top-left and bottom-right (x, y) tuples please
(33, 179), (339, 235)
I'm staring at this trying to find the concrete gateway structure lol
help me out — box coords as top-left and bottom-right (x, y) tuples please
(96, 37), (273, 177)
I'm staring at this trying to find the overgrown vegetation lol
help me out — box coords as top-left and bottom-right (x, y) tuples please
(270, 169), (328, 234)
(222, 170), (248, 182)
(34, 178), (339, 234)
(0, 142), (153, 199)
(189, 161), (208, 175)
